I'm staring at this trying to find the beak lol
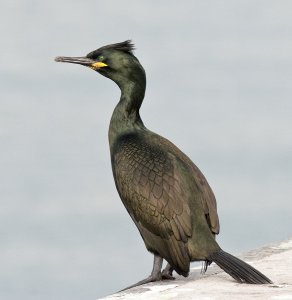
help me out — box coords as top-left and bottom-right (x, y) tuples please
(55, 56), (108, 70)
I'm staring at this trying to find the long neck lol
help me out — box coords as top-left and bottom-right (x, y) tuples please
(109, 79), (146, 151)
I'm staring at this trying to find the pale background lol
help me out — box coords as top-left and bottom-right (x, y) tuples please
(1, 1), (291, 299)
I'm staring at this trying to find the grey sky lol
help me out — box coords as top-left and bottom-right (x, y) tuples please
(1, 1), (292, 299)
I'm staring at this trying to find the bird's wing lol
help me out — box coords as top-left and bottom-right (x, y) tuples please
(113, 134), (192, 273)
(155, 135), (220, 235)
(189, 163), (220, 235)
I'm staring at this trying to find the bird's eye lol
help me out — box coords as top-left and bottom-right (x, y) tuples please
(98, 55), (104, 61)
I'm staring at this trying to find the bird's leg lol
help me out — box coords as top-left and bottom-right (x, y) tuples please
(119, 254), (163, 291)
(201, 260), (212, 274)
(150, 254), (164, 279)
(162, 263), (175, 280)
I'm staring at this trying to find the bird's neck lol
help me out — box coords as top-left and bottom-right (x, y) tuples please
(109, 80), (146, 151)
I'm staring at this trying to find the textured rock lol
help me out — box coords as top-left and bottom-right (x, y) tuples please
(100, 239), (292, 300)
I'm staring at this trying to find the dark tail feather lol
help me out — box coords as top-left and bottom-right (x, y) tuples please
(209, 249), (272, 284)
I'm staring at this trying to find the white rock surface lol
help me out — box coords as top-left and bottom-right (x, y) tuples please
(100, 239), (292, 300)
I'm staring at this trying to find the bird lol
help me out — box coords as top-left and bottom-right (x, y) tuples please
(55, 40), (272, 289)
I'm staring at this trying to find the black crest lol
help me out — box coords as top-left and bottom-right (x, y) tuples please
(99, 40), (135, 54)
(87, 40), (135, 59)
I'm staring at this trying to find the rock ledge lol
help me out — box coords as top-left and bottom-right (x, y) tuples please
(100, 239), (292, 300)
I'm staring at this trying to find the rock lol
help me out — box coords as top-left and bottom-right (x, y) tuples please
(100, 239), (292, 300)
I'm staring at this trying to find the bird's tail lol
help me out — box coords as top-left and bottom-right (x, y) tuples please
(208, 249), (272, 284)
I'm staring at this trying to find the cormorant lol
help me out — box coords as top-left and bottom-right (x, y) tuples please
(55, 40), (272, 288)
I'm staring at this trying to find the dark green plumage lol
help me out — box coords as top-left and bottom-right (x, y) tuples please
(55, 40), (272, 287)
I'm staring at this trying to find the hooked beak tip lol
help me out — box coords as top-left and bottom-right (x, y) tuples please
(55, 56), (63, 62)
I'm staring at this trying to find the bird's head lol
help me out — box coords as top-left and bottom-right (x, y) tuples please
(55, 40), (145, 89)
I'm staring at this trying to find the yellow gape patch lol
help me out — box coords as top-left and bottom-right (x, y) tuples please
(91, 62), (108, 70)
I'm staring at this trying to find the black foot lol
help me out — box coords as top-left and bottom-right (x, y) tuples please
(162, 264), (175, 280)
(118, 255), (176, 292)
(119, 273), (162, 292)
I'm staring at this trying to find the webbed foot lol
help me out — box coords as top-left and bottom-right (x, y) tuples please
(119, 272), (162, 291)
(119, 254), (166, 292)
